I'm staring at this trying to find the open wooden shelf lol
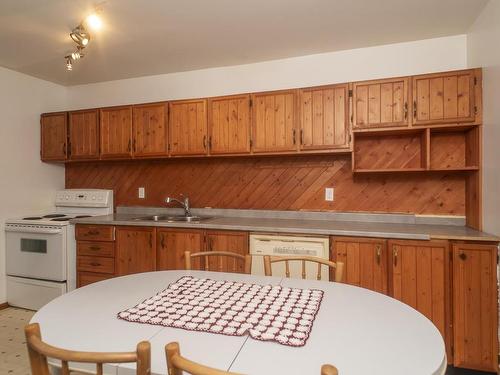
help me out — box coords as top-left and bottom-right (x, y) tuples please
(352, 125), (480, 174)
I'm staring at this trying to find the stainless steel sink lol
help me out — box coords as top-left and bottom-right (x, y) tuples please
(133, 215), (211, 223)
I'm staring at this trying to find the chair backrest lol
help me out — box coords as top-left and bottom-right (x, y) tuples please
(263, 255), (344, 282)
(25, 323), (151, 375)
(321, 364), (339, 375)
(184, 251), (252, 274)
(166, 342), (241, 375)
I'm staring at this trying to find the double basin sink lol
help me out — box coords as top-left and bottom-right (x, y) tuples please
(133, 215), (212, 223)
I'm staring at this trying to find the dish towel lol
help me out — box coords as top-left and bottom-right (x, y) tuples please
(117, 276), (323, 347)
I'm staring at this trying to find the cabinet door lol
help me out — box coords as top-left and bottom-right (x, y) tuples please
(133, 103), (168, 157)
(413, 70), (477, 125)
(169, 99), (208, 156)
(116, 227), (156, 275)
(352, 77), (410, 129)
(299, 84), (350, 150)
(157, 229), (205, 270)
(68, 110), (99, 160)
(332, 237), (387, 294)
(100, 106), (133, 159)
(205, 231), (249, 273)
(389, 240), (449, 343)
(452, 243), (498, 372)
(251, 90), (297, 153)
(208, 95), (251, 155)
(41, 113), (67, 161)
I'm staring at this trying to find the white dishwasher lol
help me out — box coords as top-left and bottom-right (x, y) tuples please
(250, 233), (330, 280)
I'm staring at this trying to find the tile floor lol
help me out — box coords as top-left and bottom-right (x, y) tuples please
(0, 307), (34, 375)
(0, 307), (495, 375)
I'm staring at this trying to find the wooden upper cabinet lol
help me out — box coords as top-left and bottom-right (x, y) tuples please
(299, 84), (350, 150)
(389, 240), (449, 344)
(169, 99), (208, 156)
(251, 90), (297, 153)
(332, 237), (388, 293)
(208, 95), (251, 155)
(116, 227), (156, 276)
(413, 69), (478, 125)
(99, 106), (133, 159)
(68, 109), (99, 160)
(206, 230), (249, 273)
(352, 77), (410, 129)
(157, 229), (205, 270)
(40, 113), (67, 161)
(133, 103), (168, 157)
(452, 243), (498, 372)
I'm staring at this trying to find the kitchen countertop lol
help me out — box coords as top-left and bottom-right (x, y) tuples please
(70, 212), (500, 242)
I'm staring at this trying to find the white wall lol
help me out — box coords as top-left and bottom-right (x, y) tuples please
(68, 35), (467, 109)
(0, 67), (67, 303)
(467, 0), (500, 236)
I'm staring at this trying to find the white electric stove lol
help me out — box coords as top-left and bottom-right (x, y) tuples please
(5, 189), (113, 310)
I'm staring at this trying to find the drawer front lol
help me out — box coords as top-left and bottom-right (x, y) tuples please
(77, 272), (114, 288)
(77, 256), (115, 274)
(76, 225), (115, 241)
(77, 241), (115, 257)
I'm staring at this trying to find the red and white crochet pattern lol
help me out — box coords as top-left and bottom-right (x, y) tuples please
(117, 276), (323, 347)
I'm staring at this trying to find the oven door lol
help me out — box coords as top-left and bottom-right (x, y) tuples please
(5, 224), (67, 281)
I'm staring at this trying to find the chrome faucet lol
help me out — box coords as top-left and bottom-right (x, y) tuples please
(165, 195), (192, 217)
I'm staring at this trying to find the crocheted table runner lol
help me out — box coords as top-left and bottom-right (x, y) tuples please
(117, 276), (323, 347)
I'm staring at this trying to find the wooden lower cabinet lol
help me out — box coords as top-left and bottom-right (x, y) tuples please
(116, 227), (156, 276)
(331, 237), (388, 294)
(77, 272), (114, 288)
(157, 228), (205, 270)
(452, 243), (498, 372)
(206, 230), (249, 273)
(388, 240), (450, 359)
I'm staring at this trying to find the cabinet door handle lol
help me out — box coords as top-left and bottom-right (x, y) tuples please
(133, 139), (136, 152)
(300, 129), (304, 145)
(404, 102), (408, 120)
(89, 246), (101, 251)
(459, 252), (467, 261)
(413, 100), (417, 118)
(90, 262), (101, 267)
(87, 230), (99, 235)
(160, 234), (165, 248)
(203, 135), (207, 149)
(292, 129), (296, 145)
(375, 245), (382, 265)
(393, 246), (398, 267)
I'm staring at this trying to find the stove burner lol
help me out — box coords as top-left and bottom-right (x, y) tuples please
(43, 214), (67, 218)
(23, 217), (43, 220)
(50, 218), (71, 222)
(74, 215), (92, 218)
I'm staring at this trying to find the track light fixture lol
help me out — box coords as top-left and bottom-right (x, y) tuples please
(64, 8), (103, 71)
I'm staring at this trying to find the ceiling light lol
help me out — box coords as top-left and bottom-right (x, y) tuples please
(66, 58), (73, 71)
(70, 46), (85, 60)
(70, 25), (90, 48)
(86, 13), (103, 30)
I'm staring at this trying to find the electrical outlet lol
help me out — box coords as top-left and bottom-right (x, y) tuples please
(325, 187), (334, 202)
(138, 187), (145, 199)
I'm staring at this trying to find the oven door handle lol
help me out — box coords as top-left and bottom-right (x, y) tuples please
(5, 226), (63, 234)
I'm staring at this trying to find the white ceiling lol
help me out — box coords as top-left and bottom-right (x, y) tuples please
(0, 0), (488, 86)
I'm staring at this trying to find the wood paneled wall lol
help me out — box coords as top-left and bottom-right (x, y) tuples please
(65, 155), (465, 215)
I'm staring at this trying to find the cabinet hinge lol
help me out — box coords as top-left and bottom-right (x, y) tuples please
(348, 90), (353, 98)
(350, 114), (353, 124)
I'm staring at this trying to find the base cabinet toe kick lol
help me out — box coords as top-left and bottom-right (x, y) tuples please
(74, 224), (499, 372)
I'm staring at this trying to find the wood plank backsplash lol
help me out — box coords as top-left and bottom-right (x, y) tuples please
(65, 155), (465, 215)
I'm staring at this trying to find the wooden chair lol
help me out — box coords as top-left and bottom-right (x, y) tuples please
(321, 364), (339, 375)
(25, 323), (151, 375)
(184, 251), (252, 274)
(166, 342), (241, 375)
(263, 255), (344, 282)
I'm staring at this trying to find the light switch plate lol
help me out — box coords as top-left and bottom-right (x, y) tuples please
(138, 187), (145, 199)
(325, 187), (334, 201)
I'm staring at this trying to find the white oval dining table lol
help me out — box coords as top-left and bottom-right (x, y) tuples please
(31, 270), (446, 375)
